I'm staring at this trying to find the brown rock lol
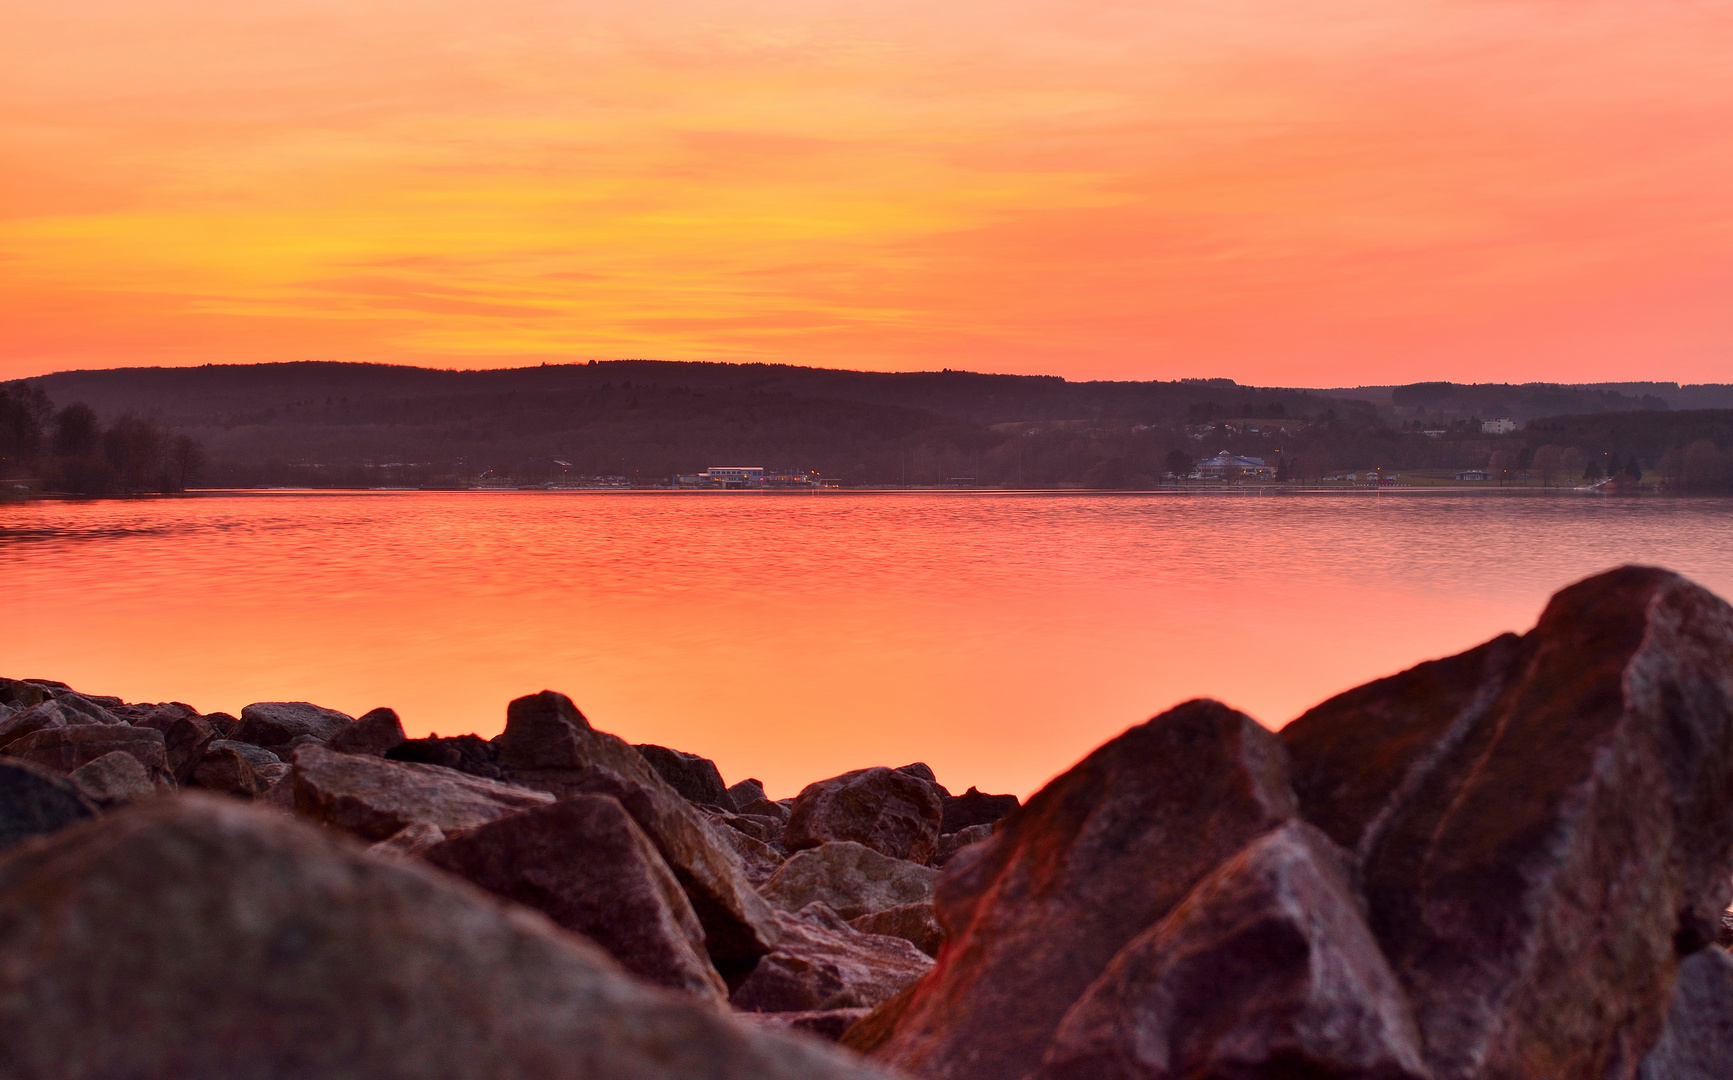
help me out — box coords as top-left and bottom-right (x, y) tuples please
(871, 699), (1295, 1080)
(1034, 822), (1427, 1080)
(112, 701), (198, 730)
(932, 822), (995, 867)
(69, 751), (156, 807)
(940, 786), (1020, 834)
(731, 905), (935, 1014)
(493, 690), (664, 794)
(557, 764), (782, 974)
(189, 744), (268, 798)
(785, 766), (944, 864)
(232, 701), (353, 752)
(746, 1008), (875, 1042)
(0, 701), (72, 750)
(386, 733), (507, 779)
(728, 777), (769, 807)
(705, 811), (786, 885)
(636, 743), (735, 809)
(291, 743), (553, 842)
(738, 797), (791, 825)
(0, 678), (54, 709)
(328, 707), (407, 757)
(0, 759), (97, 854)
(3, 724), (169, 782)
(761, 840), (939, 921)
(1638, 947), (1733, 1080)
(850, 902), (945, 958)
(202, 711), (239, 736)
(1282, 566), (1733, 1080)
(424, 794), (727, 1002)
(365, 821), (447, 860)
(0, 794), (903, 1080)
(206, 738), (279, 770)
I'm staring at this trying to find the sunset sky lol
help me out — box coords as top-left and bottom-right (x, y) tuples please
(4, 0), (1730, 386)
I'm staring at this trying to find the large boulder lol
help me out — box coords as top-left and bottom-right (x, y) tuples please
(850, 902), (945, 958)
(328, 707), (407, 757)
(189, 744), (270, 798)
(0, 794), (901, 1080)
(870, 699), (1295, 1080)
(232, 701), (353, 753)
(291, 744), (553, 842)
(557, 764), (782, 975)
(3, 724), (169, 783)
(940, 787), (1020, 834)
(1638, 947), (1733, 1080)
(0, 759), (96, 854)
(706, 812), (787, 885)
(423, 795), (727, 1002)
(636, 743), (735, 809)
(69, 751), (156, 807)
(784, 767), (944, 864)
(492, 690), (665, 794)
(732, 905), (935, 1014)
(1281, 566), (1733, 1080)
(1034, 822), (1427, 1080)
(0, 700), (74, 750)
(760, 841), (939, 921)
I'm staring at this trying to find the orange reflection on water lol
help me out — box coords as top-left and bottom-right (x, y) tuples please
(6, 491), (1732, 798)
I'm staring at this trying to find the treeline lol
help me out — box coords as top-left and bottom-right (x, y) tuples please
(0, 383), (208, 494)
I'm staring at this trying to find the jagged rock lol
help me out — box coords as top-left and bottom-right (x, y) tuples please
(492, 691), (664, 798)
(895, 763), (949, 796)
(255, 762), (291, 785)
(870, 699), (1295, 1080)
(0, 678), (54, 709)
(785, 767), (944, 864)
(328, 707), (407, 756)
(850, 902), (945, 958)
(0, 701), (72, 750)
(111, 701), (198, 729)
(706, 812), (786, 884)
(941, 787), (1020, 834)
(0, 794), (902, 1080)
(291, 744), (553, 842)
(232, 701), (353, 753)
(202, 711), (239, 736)
(424, 794), (727, 1002)
(731, 905), (934, 1014)
(0, 759), (96, 854)
(739, 797), (791, 824)
(556, 764), (781, 974)
(158, 714), (218, 783)
(387, 733), (510, 780)
(636, 743), (735, 810)
(1639, 947), (1733, 1080)
(933, 823), (995, 867)
(3, 724), (169, 782)
(760, 841), (939, 920)
(728, 777), (768, 808)
(190, 745), (269, 798)
(1034, 822), (1427, 1080)
(46, 692), (123, 726)
(205, 739), (280, 770)
(747, 1009), (875, 1041)
(366, 821), (447, 860)
(1282, 566), (1733, 1080)
(710, 807), (784, 844)
(69, 751), (156, 807)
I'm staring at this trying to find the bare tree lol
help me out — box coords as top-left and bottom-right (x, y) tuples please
(1488, 450), (1515, 486)
(1531, 444), (1564, 487)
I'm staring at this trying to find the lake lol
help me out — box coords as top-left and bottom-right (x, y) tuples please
(5, 490), (1732, 799)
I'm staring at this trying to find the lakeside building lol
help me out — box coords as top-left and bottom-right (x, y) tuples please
(1192, 451), (1276, 481)
(1481, 417), (1517, 435)
(1456, 469), (1490, 481)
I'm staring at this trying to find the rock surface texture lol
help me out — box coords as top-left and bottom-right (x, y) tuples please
(760, 840), (939, 920)
(232, 701), (354, 752)
(636, 743), (735, 809)
(291, 744), (553, 841)
(493, 690), (666, 795)
(869, 699), (1295, 1080)
(0, 759), (96, 853)
(1638, 947), (1733, 1080)
(4, 724), (170, 783)
(784, 766), (945, 864)
(1034, 822), (1427, 1080)
(1281, 566), (1733, 1080)
(731, 905), (935, 1014)
(850, 902), (946, 958)
(328, 706), (407, 757)
(423, 794), (728, 1002)
(0, 795), (899, 1080)
(68, 750), (156, 806)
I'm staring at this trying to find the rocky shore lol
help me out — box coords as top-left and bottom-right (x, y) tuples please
(2, 564), (1732, 1079)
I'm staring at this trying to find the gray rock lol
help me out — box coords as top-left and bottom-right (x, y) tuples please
(206, 739), (281, 770)
(69, 751), (157, 807)
(1034, 822), (1427, 1080)
(0, 701), (71, 750)
(635, 743), (735, 810)
(0, 794), (903, 1080)
(493, 690), (665, 795)
(732, 905), (935, 1014)
(760, 841), (939, 921)
(3, 724), (169, 783)
(232, 701), (353, 752)
(0, 759), (97, 854)
(706, 811), (787, 885)
(728, 777), (769, 808)
(933, 823), (995, 867)
(291, 744), (552, 842)
(785, 767), (945, 864)
(1639, 947), (1733, 1080)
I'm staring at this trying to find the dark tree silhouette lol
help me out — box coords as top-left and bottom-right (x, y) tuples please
(53, 403), (102, 459)
(1164, 449), (1192, 479)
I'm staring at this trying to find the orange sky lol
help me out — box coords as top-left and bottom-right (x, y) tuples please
(4, 0), (1730, 386)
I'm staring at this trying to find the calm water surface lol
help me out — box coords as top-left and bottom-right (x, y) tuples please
(6, 491), (1732, 798)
